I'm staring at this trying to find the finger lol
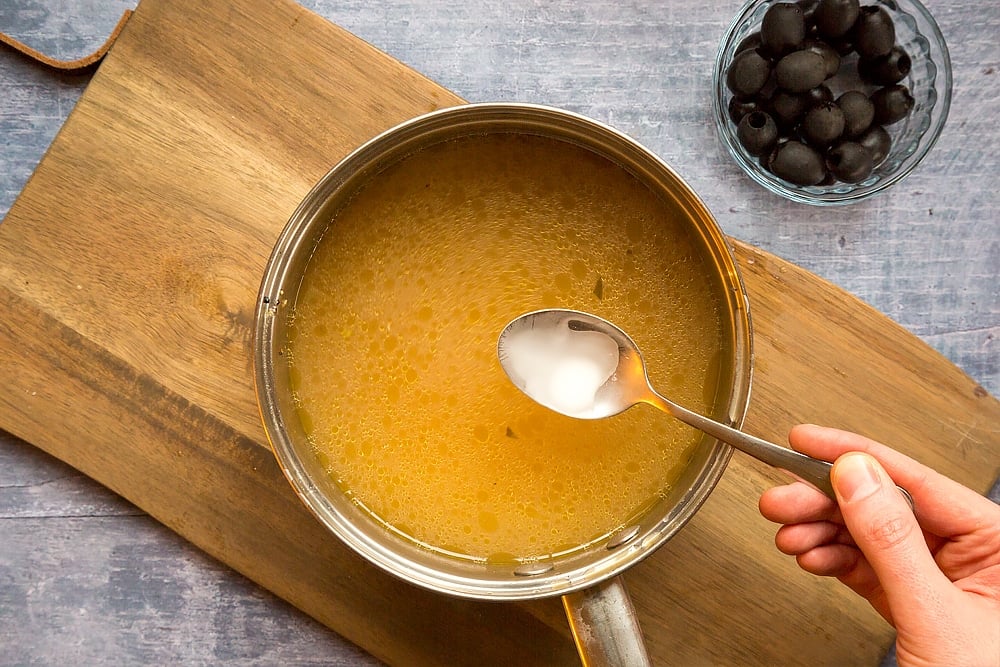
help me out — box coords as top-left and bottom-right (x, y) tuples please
(759, 481), (840, 525)
(835, 555), (893, 624)
(795, 543), (863, 578)
(790, 424), (995, 537)
(775, 521), (847, 555)
(792, 544), (893, 622)
(832, 452), (953, 620)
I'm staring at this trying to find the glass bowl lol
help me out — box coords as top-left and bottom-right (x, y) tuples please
(712, 0), (952, 205)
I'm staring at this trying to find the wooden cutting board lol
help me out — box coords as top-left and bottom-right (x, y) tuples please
(1, 0), (996, 664)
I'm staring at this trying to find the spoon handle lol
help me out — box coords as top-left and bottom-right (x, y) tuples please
(653, 394), (836, 497)
(647, 391), (915, 509)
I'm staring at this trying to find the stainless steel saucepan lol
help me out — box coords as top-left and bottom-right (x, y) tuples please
(254, 103), (753, 664)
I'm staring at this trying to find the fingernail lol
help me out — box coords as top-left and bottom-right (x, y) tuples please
(833, 452), (882, 502)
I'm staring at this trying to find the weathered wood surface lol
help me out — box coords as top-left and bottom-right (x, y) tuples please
(1, 0), (997, 664)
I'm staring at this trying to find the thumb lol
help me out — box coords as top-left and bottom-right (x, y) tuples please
(832, 452), (950, 617)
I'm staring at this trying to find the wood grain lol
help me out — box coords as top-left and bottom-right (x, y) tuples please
(0, 0), (996, 664)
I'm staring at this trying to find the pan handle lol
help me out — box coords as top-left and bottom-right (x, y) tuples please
(561, 575), (652, 666)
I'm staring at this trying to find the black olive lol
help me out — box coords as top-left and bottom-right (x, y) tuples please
(775, 49), (828, 92)
(761, 136), (792, 172)
(770, 90), (810, 128)
(796, 0), (819, 27)
(802, 38), (842, 78)
(837, 90), (875, 138)
(828, 36), (856, 56)
(728, 95), (767, 124)
(761, 3), (807, 57)
(826, 141), (874, 182)
(818, 171), (839, 186)
(801, 102), (845, 146)
(736, 31), (764, 56)
(853, 6), (895, 59)
(738, 111), (780, 156)
(768, 141), (827, 185)
(859, 46), (912, 85)
(726, 48), (773, 97)
(813, 0), (860, 39)
(871, 84), (915, 125)
(857, 125), (892, 165)
(802, 84), (834, 107)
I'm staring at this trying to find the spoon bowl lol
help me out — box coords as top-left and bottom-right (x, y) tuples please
(497, 308), (645, 420)
(499, 308), (913, 506)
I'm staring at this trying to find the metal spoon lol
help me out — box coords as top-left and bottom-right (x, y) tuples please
(498, 308), (913, 506)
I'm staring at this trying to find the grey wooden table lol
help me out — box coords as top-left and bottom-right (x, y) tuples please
(1, 0), (997, 664)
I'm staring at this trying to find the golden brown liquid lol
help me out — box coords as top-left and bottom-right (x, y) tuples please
(287, 133), (729, 563)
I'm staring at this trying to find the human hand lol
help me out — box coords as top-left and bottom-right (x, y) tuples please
(759, 424), (1000, 667)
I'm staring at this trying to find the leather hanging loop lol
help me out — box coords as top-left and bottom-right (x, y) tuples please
(0, 9), (133, 73)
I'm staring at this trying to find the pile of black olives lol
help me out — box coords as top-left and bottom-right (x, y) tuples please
(725, 0), (916, 186)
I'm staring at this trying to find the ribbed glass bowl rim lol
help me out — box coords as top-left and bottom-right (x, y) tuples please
(712, 0), (952, 206)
